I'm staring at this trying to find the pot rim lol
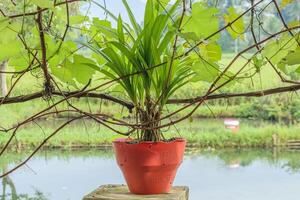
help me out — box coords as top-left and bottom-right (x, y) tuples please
(112, 138), (186, 145)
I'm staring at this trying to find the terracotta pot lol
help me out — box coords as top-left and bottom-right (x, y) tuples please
(112, 138), (186, 194)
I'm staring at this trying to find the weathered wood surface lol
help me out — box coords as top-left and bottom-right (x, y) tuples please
(272, 135), (300, 149)
(83, 184), (189, 200)
(287, 140), (300, 149)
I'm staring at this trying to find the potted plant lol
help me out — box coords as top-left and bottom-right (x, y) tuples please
(84, 0), (251, 194)
(86, 0), (196, 194)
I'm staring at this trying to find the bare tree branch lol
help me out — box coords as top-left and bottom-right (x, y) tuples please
(167, 84), (300, 104)
(0, 91), (134, 110)
(36, 7), (53, 96)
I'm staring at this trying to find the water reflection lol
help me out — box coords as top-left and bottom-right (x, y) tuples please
(186, 147), (300, 173)
(1, 165), (17, 200)
(1, 165), (48, 200)
(0, 148), (300, 200)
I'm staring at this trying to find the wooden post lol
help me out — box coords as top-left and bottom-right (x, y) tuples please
(83, 184), (189, 200)
(0, 60), (8, 96)
(272, 134), (279, 147)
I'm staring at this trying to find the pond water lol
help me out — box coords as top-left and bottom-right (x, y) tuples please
(1, 148), (300, 200)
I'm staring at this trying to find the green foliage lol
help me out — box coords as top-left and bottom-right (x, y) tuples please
(200, 43), (222, 62)
(0, 19), (24, 62)
(30, 0), (54, 8)
(0, 17), (9, 29)
(0, 0), (85, 82)
(51, 54), (97, 86)
(259, 32), (300, 77)
(252, 55), (265, 72)
(191, 60), (219, 82)
(263, 34), (298, 65)
(85, 0), (195, 108)
(224, 7), (245, 40)
(283, 47), (300, 67)
(190, 42), (234, 87)
(182, 2), (219, 40)
(233, 96), (300, 122)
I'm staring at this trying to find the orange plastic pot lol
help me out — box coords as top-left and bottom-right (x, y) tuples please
(112, 138), (186, 194)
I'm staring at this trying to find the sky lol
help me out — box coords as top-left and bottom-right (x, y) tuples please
(85, 0), (147, 24)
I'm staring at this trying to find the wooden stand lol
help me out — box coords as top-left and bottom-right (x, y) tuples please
(83, 184), (189, 200)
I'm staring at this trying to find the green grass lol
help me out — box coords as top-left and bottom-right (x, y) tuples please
(164, 119), (300, 148)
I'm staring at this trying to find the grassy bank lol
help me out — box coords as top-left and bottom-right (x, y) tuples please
(1, 118), (299, 149)
(1, 95), (299, 127)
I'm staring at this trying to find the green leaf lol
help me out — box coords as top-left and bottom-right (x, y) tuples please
(51, 54), (97, 85)
(51, 61), (76, 86)
(252, 56), (264, 72)
(48, 40), (78, 69)
(92, 18), (116, 39)
(111, 84), (125, 94)
(262, 34), (298, 65)
(0, 17), (10, 31)
(0, 26), (21, 62)
(296, 66), (300, 73)
(158, 31), (175, 53)
(199, 43), (222, 62)
(117, 15), (125, 43)
(109, 41), (140, 70)
(8, 54), (32, 71)
(30, 0), (54, 8)
(70, 55), (98, 84)
(144, 0), (155, 27)
(224, 7), (245, 40)
(179, 32), (198, 41)
(182, 2), (219, 40)
(0, 27), (18, 43)
(284, 49), (300, 65)
(157, 0), (171, 7)
(217, 71), (236, 88)
(277, 62), (287, 73)
(70, 15), (89, 25)
(191, 59), (235, 87)
(190, 60), (219, 82)
(122, 0), (141, 35)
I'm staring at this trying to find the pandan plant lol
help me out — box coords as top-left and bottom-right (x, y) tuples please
(86, 0), (196, 142)
(82, 0), (203, 194)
